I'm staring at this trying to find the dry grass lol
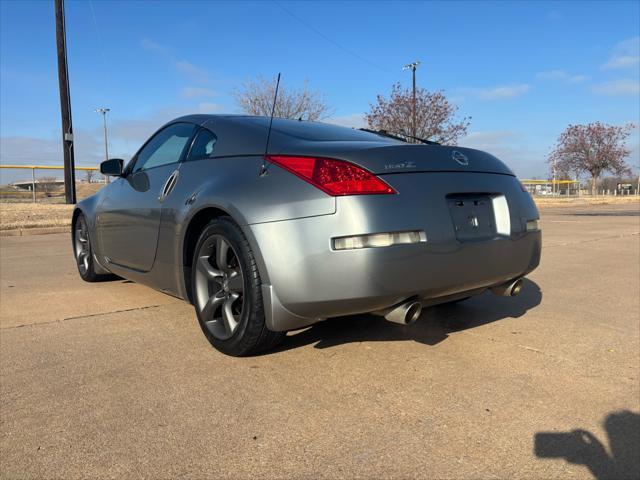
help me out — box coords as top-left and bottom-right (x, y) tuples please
(0, 203), (75, 230)
(0, 183), (104, 204)
(534, 195), (640, 209)
(76, 183), (104, 198)
(0, 183), (104, 231)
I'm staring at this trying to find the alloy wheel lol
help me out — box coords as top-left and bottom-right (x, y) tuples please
(75, 217), (90, 274)
(194, 235), (245, 340)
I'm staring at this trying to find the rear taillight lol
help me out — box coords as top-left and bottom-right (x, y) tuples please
(266, 155), (396, 196)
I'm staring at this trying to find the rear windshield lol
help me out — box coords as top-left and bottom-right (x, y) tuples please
(244, 117), (400, 143)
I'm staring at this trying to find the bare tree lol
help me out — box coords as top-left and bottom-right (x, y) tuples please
(235, 76), (332, 121)
(85, 169), (95, 183)
(548, 122), (634, 194)
(365, 83), (470, 145)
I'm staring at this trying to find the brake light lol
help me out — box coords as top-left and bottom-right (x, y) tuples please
(266, 155), (396, 196)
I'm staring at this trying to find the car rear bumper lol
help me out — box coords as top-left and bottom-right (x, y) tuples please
(245, 172), (541, 331)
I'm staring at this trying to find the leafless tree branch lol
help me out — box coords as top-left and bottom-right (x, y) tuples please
(234, 76), (333, 121)
(365, 83), (471, 145)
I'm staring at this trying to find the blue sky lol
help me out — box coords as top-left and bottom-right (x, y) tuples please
(1, 0), (639, 182)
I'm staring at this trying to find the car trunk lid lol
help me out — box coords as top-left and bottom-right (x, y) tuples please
(276, 142), (514, 176)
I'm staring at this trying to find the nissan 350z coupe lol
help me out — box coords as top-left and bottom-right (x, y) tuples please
(72, 115), (541, 356)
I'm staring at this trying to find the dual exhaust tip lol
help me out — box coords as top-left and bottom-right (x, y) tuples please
(490, 278), (524, 297)
(379, 278), (524, 326)
(382, 301), (423, 326)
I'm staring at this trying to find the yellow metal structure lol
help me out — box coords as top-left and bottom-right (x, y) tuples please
(0, 164), (97, 171)
(0, 164), (101, 203)
(520, 179), (578, 185)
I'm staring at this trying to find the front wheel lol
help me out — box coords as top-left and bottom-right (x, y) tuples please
(191, 217), (285, 356)
(73, 213), (110, 282)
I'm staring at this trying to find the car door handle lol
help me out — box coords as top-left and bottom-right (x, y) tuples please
(159, 170), (179, 202)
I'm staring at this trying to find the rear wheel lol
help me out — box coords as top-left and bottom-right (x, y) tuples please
(73, 214), (108, 282)
(192, 217), (285, 356)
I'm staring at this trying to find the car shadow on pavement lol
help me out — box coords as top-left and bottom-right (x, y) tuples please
(534, 410), (640, 480)
(277, 278), (542, 352)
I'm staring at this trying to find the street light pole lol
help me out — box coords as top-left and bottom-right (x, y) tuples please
(95, 107), (110, 161)
(95, 107), (110, 183)
(552, 157), (557, 197)
(403, 61), (420, 142)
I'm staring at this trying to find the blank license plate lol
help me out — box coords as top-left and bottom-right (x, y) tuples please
(447, 195), (496, 241)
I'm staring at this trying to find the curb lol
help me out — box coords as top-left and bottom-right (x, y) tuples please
(0, 226), (69, 237)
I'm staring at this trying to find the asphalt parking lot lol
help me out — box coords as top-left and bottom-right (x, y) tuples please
(1, 203), (639, 479)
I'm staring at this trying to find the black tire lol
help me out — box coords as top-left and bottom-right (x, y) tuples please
(191, 217), (285, 356)
(73, 213), (109, 282)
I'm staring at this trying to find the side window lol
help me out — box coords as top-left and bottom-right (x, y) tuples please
(132, 123), (196, 173)
(186, 129), (217, 162)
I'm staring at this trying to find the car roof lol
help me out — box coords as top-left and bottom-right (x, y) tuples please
(162, 114), (399, 158)
(172, 114), (270, 126)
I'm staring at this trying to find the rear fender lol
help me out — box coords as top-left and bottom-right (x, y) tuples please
(165, 157), (337, 301)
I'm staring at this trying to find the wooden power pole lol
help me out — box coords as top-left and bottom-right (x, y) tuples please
(54, 0), (76, 204)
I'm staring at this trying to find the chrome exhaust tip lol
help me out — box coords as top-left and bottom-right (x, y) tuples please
(384, 301), (423, 325)
(491, 278), (524, 297)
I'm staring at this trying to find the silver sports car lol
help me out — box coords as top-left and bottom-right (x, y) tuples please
(73, 115), (541, 356)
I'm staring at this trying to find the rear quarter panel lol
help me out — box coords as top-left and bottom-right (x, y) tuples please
(153, 155), (336, 296)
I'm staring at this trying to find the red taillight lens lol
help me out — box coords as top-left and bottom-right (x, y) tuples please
(266, 155), (396, 196)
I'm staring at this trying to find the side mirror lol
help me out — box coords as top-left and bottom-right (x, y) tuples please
(100, 158), (124, 176)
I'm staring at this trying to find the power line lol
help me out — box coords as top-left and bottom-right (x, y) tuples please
(273, 1), (389, 74)
(88, 0), (108, 69)
(88, 0), (114, 110)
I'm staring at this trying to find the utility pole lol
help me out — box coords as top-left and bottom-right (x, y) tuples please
(403, 61), (420, 142)
(54, 0), (76, 204)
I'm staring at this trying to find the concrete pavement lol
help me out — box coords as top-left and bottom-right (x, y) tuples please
(1, 203), (639, 479)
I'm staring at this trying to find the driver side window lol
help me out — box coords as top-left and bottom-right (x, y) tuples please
(132, 123), (196, 173)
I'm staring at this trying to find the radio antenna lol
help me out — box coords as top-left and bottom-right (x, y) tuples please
(260, 72), (281, 175)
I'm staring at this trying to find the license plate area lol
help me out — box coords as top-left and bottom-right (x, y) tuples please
(447, 194), (496, 241)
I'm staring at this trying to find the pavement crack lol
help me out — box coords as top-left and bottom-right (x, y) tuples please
(1, 304), (164, 330)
